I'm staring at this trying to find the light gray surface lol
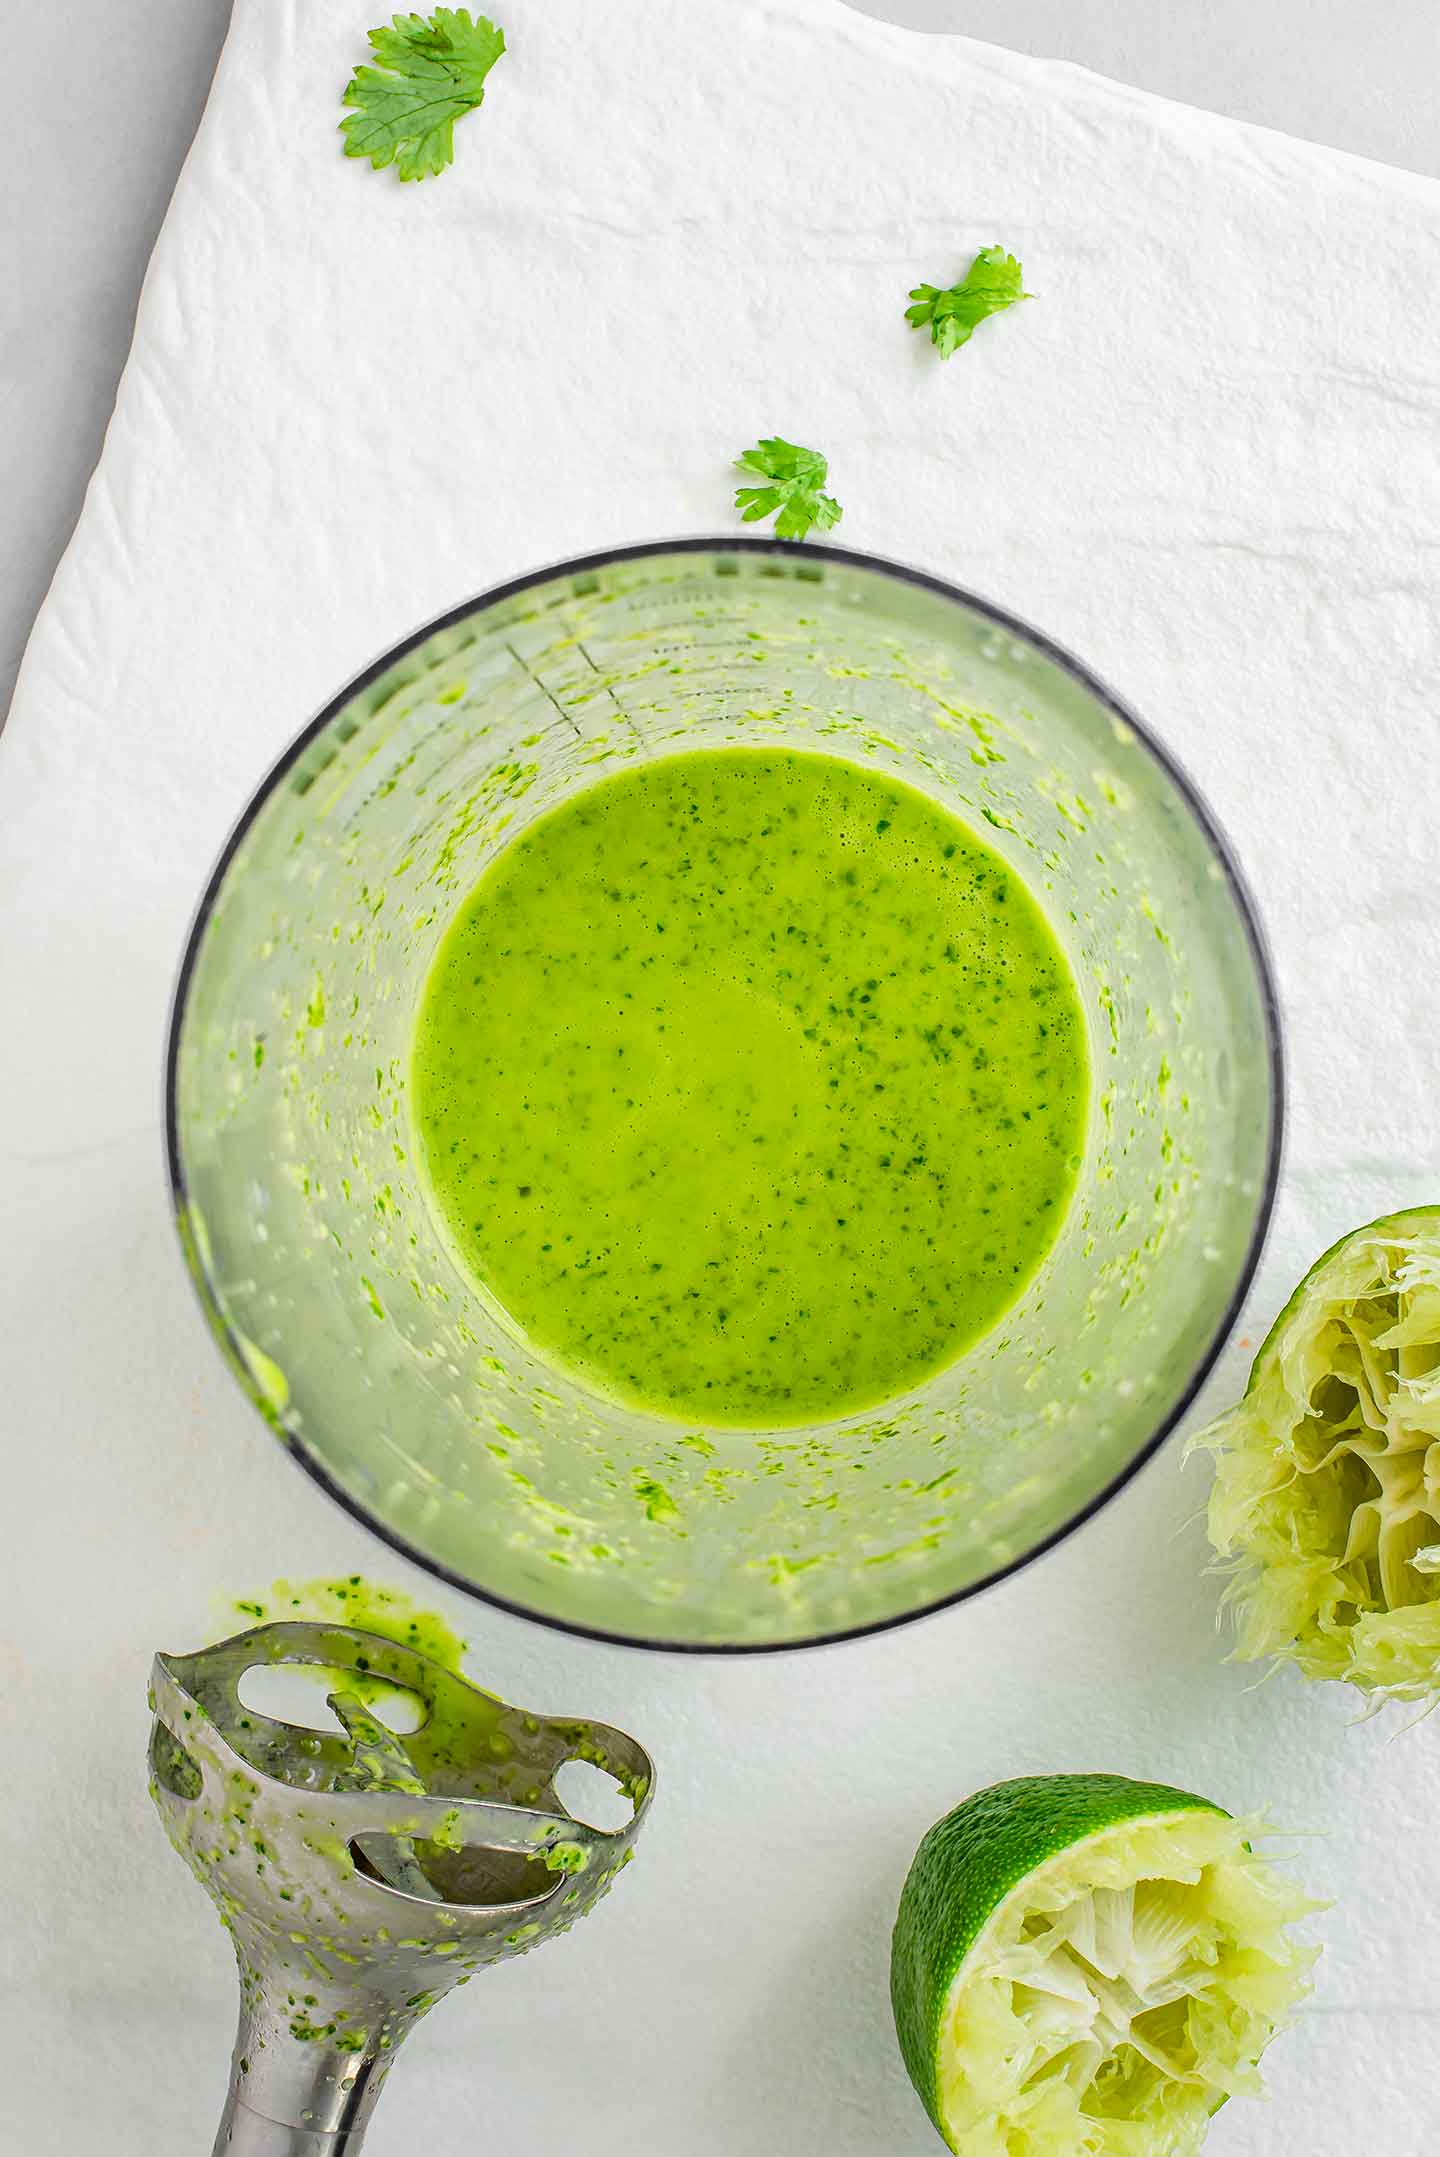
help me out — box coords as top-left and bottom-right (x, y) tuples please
(859, 0), (1440, 173)
(5, 0), (235, 723)
(5, 0), (1439, 723)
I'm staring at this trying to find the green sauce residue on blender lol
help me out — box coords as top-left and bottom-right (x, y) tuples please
(411, 746), (1088, 1427)
(226, 1577), (467, 1671)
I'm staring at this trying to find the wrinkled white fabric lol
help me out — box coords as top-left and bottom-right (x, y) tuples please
(3, 4), (1438, 2150)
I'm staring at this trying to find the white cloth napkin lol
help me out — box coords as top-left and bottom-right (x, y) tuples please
(5, 4), (1438, 2151)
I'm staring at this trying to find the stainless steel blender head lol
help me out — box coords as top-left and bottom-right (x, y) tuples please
(149, 1621), (654, 2155)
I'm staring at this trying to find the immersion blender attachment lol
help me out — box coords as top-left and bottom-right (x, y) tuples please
(149, 1622), (654, 2155)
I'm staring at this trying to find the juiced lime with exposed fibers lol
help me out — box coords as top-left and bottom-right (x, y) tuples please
(890, 1774), (1315, 2155)
(1193, 1207), (1440, 1703)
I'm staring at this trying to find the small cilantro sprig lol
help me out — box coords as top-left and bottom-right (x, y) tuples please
(341, 9), (506, 182)
(733, 438), (843, 543)
(906, 246), (1031, 359)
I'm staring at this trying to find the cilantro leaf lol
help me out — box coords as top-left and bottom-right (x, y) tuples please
(341, 9), (506, 182)
(906, 246), (1031, 359)
(733, 438), (843, 543)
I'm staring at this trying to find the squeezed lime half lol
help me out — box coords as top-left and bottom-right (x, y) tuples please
(1193, 1206), (1440, 1702)
(890, 1774), (1315, 2155)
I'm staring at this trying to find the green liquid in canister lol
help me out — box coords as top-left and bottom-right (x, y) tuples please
(412, 747), (1088, 1427)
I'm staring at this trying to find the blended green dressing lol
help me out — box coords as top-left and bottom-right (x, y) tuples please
(412, 747), (1088, 1426)
(227, 1577), (467, 1672)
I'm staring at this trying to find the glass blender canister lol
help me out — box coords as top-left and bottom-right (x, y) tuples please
(167, 540), (1281, 1650)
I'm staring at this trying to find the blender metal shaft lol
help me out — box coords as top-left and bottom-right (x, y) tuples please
(208, 1974), (393, 2155)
